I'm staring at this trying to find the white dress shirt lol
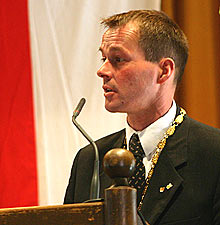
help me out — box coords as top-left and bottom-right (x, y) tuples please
(125, 101), (177, 178)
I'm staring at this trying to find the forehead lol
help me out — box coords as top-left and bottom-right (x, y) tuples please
(100, 23), (140, 52)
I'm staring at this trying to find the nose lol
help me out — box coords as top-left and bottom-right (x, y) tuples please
(97, 61), (113, 80)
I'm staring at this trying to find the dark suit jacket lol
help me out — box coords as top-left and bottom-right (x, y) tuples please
(64, 115), (220, 225)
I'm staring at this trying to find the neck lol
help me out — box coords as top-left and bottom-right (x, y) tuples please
(127, 100), (173, 131)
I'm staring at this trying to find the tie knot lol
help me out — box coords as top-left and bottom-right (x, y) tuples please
(129, 133), (145, 158)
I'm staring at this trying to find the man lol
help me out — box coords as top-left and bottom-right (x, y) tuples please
(64, 10), (220, 225)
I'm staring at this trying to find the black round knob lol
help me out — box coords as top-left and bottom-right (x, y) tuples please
(103, 148), (135, 179)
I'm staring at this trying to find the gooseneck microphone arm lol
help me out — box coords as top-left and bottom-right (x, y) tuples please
(72, 98), (100, 200)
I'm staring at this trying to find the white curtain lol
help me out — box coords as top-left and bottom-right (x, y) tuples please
(28, 0), (161, 205)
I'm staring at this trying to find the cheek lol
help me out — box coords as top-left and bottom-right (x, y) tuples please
(116, 67), (142, 88)
(117, 68), (154, 93)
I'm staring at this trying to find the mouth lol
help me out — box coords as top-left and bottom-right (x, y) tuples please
(105, 88), (113, 93)
(103, 85), (115, 93)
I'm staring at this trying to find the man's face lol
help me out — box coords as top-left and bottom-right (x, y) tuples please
(97, 23), (160, 115)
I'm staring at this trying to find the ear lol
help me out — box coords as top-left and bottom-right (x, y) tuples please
(157, 58), (175, 84)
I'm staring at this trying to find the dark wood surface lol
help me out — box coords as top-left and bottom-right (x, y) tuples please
(105, 186), (137, 225)
(0, 202), (104, 225)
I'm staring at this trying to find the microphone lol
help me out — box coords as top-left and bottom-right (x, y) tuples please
(72, 98), (86, 119)
(72, 98), (100, 201)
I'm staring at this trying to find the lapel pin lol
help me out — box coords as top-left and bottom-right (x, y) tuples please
(166, 183), (173, 190)
(159, 187), (165, 193)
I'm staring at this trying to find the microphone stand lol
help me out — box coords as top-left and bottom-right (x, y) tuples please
(72, 98), (100, 201)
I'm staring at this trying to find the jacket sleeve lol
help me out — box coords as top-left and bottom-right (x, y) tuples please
(63, 152), (79, 204)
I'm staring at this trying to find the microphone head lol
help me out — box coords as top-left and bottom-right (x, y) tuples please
(72, 98), (86, 119)
(79, 97), (86, 106)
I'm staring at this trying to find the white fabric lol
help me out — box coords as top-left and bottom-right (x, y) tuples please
(126, 101), (177, 178)
(28, 0), (161, 205)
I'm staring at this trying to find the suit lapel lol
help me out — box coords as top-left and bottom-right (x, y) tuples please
(99, 129), (126, 194)
(141, 151), (184, 224)
(97, 129), (126, 160)
(140, 114), (190, 225)
(111, 129), (126, 149)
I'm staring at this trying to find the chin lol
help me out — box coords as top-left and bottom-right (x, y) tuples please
(105, 106), (118, 113)
(105, 104), (126, 113)
(104, 99), (128, 113)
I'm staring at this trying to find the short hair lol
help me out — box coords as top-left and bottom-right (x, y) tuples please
(101, 10), (189, 84)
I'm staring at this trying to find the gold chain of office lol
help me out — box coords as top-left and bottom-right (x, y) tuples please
(124, 108), (186, 210)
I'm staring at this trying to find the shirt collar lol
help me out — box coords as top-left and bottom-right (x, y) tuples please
(126, 101), (177, 157)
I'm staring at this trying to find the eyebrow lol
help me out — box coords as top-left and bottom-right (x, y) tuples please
(98, 46), (126, 54)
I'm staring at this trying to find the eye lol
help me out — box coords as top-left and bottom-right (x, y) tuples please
(114, 57), (124, 63)
(101, 57), (106, 63)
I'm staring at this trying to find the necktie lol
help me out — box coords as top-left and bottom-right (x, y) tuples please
(128, 133), (146, 203)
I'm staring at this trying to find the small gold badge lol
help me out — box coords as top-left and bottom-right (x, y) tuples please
(160, 187), (165, 193)
(166, 183), (173, 190)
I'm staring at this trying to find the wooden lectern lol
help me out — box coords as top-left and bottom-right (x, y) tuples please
(0, 149), (148, 225)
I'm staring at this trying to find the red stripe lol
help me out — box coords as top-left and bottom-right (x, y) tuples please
(0, 0), (38, 208)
